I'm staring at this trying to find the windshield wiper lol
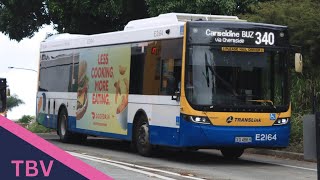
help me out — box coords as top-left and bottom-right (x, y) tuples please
(203, 52), (238, 96)
(203, 53), (210, 87)
(247, 99), (277, 109)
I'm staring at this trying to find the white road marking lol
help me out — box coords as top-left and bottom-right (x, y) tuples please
(68, 151), (205, 180)
(265, 162), (316, 172)
(69, 152), (175, 180)
(247, 158), (317, 172)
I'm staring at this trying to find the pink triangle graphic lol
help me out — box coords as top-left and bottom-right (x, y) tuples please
(0, 115), (112, 179)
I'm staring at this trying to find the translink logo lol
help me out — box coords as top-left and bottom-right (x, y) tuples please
(226, 116), (234, 123)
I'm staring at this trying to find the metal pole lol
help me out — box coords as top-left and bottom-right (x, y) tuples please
(8, 67), (37, 72)
(313, 95), (316, 114)
(316, 112), (320, 179)
(313, 85), (317, 114)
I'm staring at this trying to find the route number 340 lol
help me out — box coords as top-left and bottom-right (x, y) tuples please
(255, 32), (275, 45)
(255, 134), (277, 141)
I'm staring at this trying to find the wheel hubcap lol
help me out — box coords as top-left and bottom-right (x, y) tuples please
(60, 114), (67, 136)
(138, 124), (148, 147)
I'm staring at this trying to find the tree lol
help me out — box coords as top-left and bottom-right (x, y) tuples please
(7, 94), (24, 111)
(0, 0), (50, 41)
(0, 0), (148, 41)
(18, 115), (34, 124)
(145, 0), (261, 17)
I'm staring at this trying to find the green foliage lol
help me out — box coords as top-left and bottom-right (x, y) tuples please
(18, 115), (34, 124)
(0, 0), (148, 41)
(146, 0), (259, 17)
(0, 0), (50, 41)
(47, 0), (123, 34)
(28, 122), (52, 133)
(6, 94), (24, 111)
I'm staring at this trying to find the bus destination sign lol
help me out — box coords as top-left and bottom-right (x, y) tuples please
(206, 29), (275, 46)
(187, 22), (289, 47)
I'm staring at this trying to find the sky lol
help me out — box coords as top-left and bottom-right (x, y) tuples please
(0, 25), (56, 120)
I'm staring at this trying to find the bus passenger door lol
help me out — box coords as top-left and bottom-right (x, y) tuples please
(150, 57), (182, 146)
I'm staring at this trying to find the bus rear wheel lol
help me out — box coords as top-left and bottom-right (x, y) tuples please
(134, 117), (152, 156)
(58, 108), (73, 143)
(58, 107), (87, 143)
(221, 148), (244, 159)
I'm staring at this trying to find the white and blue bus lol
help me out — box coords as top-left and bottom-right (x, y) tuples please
(36, 13), (302, 158)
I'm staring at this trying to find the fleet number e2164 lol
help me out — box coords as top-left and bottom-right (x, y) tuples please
(255, 134), (277, 141)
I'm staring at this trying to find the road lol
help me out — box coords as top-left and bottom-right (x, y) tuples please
(39, 133), (317, 180)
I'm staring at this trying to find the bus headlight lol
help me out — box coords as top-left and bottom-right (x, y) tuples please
(273, 118), (289, 125)
(186, 115), (211, 125)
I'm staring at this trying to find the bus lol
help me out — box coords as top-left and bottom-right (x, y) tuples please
(36, 13), (303, 158)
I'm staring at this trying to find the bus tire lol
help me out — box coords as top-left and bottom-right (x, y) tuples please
(134, 116), (152, 156)
(58, 107), (73, 143)
(221, 148), (244, 159)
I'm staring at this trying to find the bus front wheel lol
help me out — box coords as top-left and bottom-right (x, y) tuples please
(134, 117), (152, 156)
(220, 148), (244, 159)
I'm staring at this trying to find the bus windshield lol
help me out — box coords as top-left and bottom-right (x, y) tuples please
(185, 46), (289, 112)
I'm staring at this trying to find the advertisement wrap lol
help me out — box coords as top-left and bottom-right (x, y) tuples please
(76, 45), (131, 135)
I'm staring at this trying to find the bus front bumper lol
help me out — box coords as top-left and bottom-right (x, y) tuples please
(179, 117), (290, 148)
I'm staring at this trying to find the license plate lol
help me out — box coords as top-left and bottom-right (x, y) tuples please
(235, 137), (252, 143)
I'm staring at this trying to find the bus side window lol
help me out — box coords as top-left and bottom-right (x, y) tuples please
(129, 46), (146, 94)
(71, 52), (80, 92)
(39, 52), (73, 92)
(73, 63), (79, 92)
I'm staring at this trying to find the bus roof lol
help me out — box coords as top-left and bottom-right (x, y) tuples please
(124, 13), (241, 31)
(41, 13), (244, 52)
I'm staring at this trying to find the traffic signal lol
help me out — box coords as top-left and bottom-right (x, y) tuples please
(0, 78), (7, 113)
(0, 78), (6, 88)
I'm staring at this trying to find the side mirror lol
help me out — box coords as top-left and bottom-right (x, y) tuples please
(171, 90), (180, 101)
(295, 53), (303, 73)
